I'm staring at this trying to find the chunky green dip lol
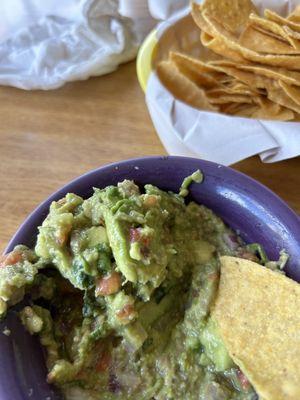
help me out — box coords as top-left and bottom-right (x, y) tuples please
(0, 172), (286, 400)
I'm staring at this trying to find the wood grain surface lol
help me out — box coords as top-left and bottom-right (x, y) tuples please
(0, 61), (299, 253)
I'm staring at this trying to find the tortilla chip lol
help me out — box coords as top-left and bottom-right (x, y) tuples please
(265, 9), (300, 33)
(283, 25), (300, 41)
(229, 82), (265, 96)
(249, 13), (300, 49)
(213, 256), (300, 400)
(278, 80), (300, 106)
(233, 105), (262, 117)
(210, 14), (300, 70)
(191, 3), (216, 36)
(167, 54), (256, 105)
(227, 83), (253, 94)
(221, 102), (250, 114)
(252, 24), (289, 42)
(170, 52), (224, 88)
(226, 79), (265, 94)
(207, 85), (256, 96)
(245, 97), (294, 120)
(207, 93), (253, 105)
(227, 81), (249, 90)
(201, 0), (256, 34)
(156, 60), (217, 111)
(218, 75), (235, 84)
(239, 24), (300, 54)
(254, 96), (280, 112)
(192, 4), (246, 62)
(202, 12), (300, 69)
(288, 5), (300, 23)
(239, 64), (300, 87)
(267, 86), (300, 114)
(200, 31), (245, 62)
(293, 112), (300, 121)
(209, 60), (274, 90)
(251, 105), (295, 120)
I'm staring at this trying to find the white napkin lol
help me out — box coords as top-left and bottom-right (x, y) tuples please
(146, 1), (300, 165)
(0, 0), (188, 90)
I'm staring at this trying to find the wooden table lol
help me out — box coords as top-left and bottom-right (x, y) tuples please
(0, 61), (299, 252)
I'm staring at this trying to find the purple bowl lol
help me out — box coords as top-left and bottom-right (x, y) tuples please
(1, 156), (300, 400)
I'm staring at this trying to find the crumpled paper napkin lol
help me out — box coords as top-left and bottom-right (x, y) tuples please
(146, 1), (300, 165)
(0, 0), (188, 90)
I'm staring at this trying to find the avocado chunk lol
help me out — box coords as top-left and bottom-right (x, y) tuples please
(200, 317), (234, 371)
(96, 183), (174, 292)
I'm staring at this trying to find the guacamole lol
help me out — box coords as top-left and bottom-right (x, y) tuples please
(0, 172), (285, 400)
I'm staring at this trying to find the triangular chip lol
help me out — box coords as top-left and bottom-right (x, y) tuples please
(221, 102), (251, 114)
(288, 5), (300, 23)
(278, 80), (300, 106)
(250, 97), (294, 120)
(201, 11), (300, 69)
(249, 13), (300, 49)
(209, 60), (275, 90)
(200, 31), (245, 62)
(191, 3), (216, 36)
(201, 0), (256, 34)
(226, 81), (252, 91)
(283, 25), (300, 40)
(239, 24), (300, 54)
(255, 96), (280, 112)
(207, 93), (253, 104)
(213, 256), (300, 400)
(265, 9), (300, 33)
(251, 105), (294, 120)
(156, 60), (217, 111)
(207, 85), (256, 96)
(231, 104), (259, 117)
(267, 86), (300, 114)
(252, 24), (289, 42)
(239, 64), (300, 87)
(170, 52), (224, 88)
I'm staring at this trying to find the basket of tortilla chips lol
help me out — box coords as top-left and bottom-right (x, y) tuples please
(138, 0), (300, 165)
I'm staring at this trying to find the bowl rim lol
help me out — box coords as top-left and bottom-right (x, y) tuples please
(5, 155), (300, 255)
(136, 7), (191, 92)
(136, 28), (157, 92)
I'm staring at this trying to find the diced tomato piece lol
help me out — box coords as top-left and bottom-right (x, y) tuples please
(129, 227), (142, 243)
(129, 228), (150, 246)
(141, 236), (150, 247)
(237, 369), (251, 391)
(0, 250), (23, 268)
(95, 272), (121, 296)
(129, 228), (151, 259)
(143, 195), (158, 208)
(116, 304), (135, 322)
(96, 350), (111, 372)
